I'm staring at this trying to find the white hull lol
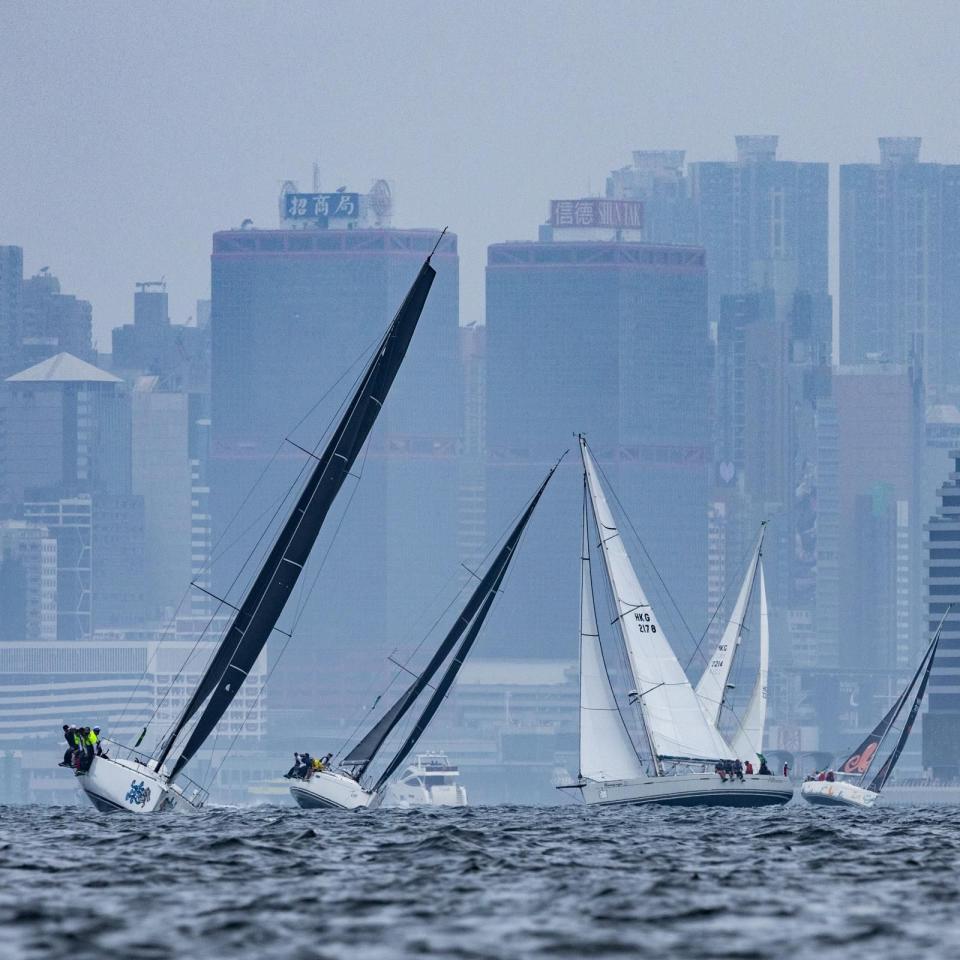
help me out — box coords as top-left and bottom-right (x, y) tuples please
(289, 770), (378, 810)
(800, 780), (879, 809)
(77, 755), (205, 815)
(568, 773), (793, 808)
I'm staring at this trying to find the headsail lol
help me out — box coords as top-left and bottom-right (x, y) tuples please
(729, 558), (769, 759)
(158, 253), (438, 780)
(695, 526), (764, 727)
(578, 480), (646, 782)
(579, 437), (731, 764)
(368, 461), (559, 793)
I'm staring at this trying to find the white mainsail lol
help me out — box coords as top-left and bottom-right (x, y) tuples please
(730, 560), (769, 759)
(578, 491), (646, 782)
(695, 528), (764, 727)
(580, 438), (732, 762)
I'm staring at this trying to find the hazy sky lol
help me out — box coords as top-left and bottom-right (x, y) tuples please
(2, 1), (958, 346)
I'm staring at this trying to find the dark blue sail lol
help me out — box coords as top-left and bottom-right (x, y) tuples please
(157, 253), (438, 780)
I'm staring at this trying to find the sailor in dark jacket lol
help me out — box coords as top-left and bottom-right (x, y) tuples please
(60, 725), (76, 767)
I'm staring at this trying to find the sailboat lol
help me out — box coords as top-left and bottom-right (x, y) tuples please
(290, 459), (560, 810)
(69, 242), (441, 813)
(561, 436), (792, 807)
(801, 616), (945, 809)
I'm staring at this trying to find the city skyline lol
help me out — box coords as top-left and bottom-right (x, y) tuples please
(3, 1), (960, 338)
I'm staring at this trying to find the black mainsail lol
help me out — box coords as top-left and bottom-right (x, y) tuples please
(342, 459), (560, 788)
(157, 250), (439, 780)
(836, 617), (945, 787)
(866, 627), (942, 793)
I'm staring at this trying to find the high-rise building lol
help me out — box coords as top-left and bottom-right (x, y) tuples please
(924, 448), (960, 778)
(132, 377), (193, 621)
(840, 138), (960, 402)
(24, 491), (145, 639)
(485, 234), (712, 659)
(20, 270), (94, 366)
(610, 138), (830, 330)
(112, 281), (208, 390)
(0, 247), (23, 377)
(0, 520), (57, 642)
(814, 364), (923, 671)
(2, 353), (131, 506)
(210, 184), (460, 739)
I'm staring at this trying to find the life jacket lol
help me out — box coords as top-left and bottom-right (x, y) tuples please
(87, 730), (98, 746)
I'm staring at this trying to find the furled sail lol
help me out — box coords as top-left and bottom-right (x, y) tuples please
(369, 462), (559, 793)
(867, 626), (942, 793)
(158, 254), (438, 780)
(580, 437), (732, 763)
(730, 559), (769, 759)
(578, 482), (646, 782)
(695, 526), (764, 727)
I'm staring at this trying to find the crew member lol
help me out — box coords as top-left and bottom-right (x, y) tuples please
(60, 725), (76, 767)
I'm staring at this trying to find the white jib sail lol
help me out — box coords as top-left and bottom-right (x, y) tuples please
(579, 492), (646, 782)
(695, 528), (764, 727)
(580, 439), (732, 762)
(730, 559), (769, 759)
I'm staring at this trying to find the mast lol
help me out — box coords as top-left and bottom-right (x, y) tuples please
(729, 557), (769, 759)
(157, 250), (440, 780)
(343, 459), (561, 781)
(578, 476), (646, 782)
(579, 436), (731, 765)
(367, 460), (560, 793)
(695, 524), (765, 728)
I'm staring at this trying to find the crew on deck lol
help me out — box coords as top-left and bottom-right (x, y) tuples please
(58, 723), (105, 773)
(284, 751), (335, 781)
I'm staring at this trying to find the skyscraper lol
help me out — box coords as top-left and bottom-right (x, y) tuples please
(485, 233), (712, 659)
(609, 137), (830, 330)
(840, 138), (960, 403)
(814, 364), (923, 671)
(20, 270), (94, 366)
(0, 247), (23, 377)
(924, 448), (960, 779)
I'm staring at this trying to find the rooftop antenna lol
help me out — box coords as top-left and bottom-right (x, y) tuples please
(313, 158), (321, 193)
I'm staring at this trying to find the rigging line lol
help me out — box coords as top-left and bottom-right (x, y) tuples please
(589, 454), (698, 651)
(287, 433), (373, 633)
(115, 580), (194, 729)
(350, 485), (543, 750)
(152, 463), (311, 751)
(583, 485), (646, 773)
(365, 495), (538, 791)
(683, 527), (760, 675)
(161, 330), (389, 764)
(207, 433), (375, 775)
(589, 488), (653, 769)
(198, 330), (381, 586)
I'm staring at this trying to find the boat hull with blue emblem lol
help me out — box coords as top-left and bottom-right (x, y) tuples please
(77, 754), (205, 815)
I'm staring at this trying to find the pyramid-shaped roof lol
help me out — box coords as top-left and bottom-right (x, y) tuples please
(6, 352), (121, 384)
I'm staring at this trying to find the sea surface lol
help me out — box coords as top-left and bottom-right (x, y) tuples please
(1, 801), (958, 959)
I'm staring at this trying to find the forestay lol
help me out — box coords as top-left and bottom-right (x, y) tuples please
(578, 486), (645, 782)
(580, 438), (732, 763)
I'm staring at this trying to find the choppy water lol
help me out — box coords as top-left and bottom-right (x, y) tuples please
(1, 802), (958, 959)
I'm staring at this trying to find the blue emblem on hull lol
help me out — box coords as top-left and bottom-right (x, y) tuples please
(125, 780), (152, 807)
